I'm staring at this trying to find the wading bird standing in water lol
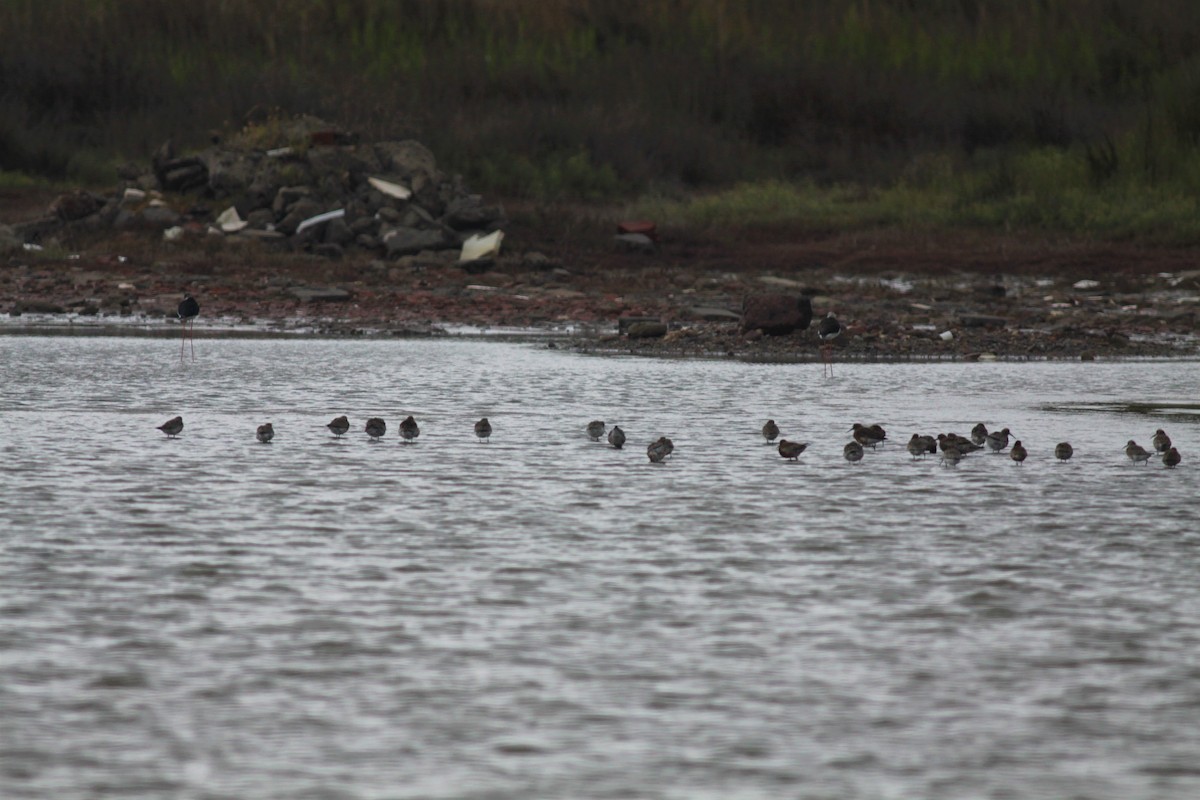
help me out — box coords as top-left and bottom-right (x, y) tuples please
(817, 312), (842, 377)
(178, 293), (200, 361)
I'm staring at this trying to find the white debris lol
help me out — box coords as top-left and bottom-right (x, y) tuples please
(295, 208), (345, 235)
(266, 146), (293, 158)
(368, 176), (412, 200)
(1073, 279), (1101, 289)
(163, 226), (184, 241)
(460, 230), (504, 262)
(22, 243), (44, 251)
(216, 206), (249, 232)
(939, 330), (954, 341)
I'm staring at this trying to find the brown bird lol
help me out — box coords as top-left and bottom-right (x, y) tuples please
(777, 440), (809, 461)
(761, 419), (780, 442)
(1152, 429), (1172, 453)
(474, 418), (492, 442)
(256, 423), (274, 443)
(970, 423), (989, 446)
(1125, 440), (1151, 464)
(647, 436), (673, 463)
(907, 434), (937, 459)
(1163, 447), (1182, 469)
(365, 417), (386, 440)
(587, 420), (606, 441)
(985, 427), (1012, 453)
(1009, 440), (1027, 465)
(1054, 442), (1073, 462)
(157, 416), (183, 438)
(607, 425), (626, 449)
(399, 415), (420, 443)
(851, 423), (886, 449)
(326, 415), (350, 437)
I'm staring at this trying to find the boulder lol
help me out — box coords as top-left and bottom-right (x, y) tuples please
(740, 293), (814, 335)
(383, 227), (450, 258)
(626, 321), (669, 339)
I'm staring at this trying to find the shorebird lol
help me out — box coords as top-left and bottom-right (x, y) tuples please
(777, 440), (809, 461)
(326, 415), (350, 437)
(761, 419), (780, 443)
(817, 312), (842, 377)
(399, 415), (420, 443)
(970, 423), (989, 446)
(851, 423), (886, 449)
(843, 441), (864, 464)
(940, 444), (964, 467)
(157, 416), (183, 438)
(365, 417), (386, 440)
(1163, 447), (1182, 469)
(1009, 440), (1027, 465)
(1055, 442), (1073, 462)
(586, 420), (606, 441)
(907, 434), (937, 459)
(474, 418), (492, 442)
(177, 292), (199, 361)
(985, 427), (1012, 453)
(1125, 440), (1152, 464)
(647, 437), (673, 463)
(1152, 429), (1172, 453)
(607, 425), (626, 449)
(256, 423), (274, 443)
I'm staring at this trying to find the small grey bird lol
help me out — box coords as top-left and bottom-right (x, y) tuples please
(1163, 447), (1182, 469)
(326, 415), (350, 437)
(474, 418), (492, 442)
(985, 427), (1012, 453)
(256, 423), (274, 443)
(1009, 440), (1027, 465)
(157, 416), (184, 438)
(777, 440), (809, 461)
(1152, 429), (1172, 454)
(761, 419), (780, 443)
(647, 437), (672, 463)
(940, 445), (964, 467)
(907, 433), (937, 459)
(1125, 440), (1151, 464)
(1054, 442), (1073, 462)
(607, 425), (626, 449)
(399, 415), (420, 443)
(587, 420), (606, 441)
(365, 417), (386, 440)
(970, 423), (989, 446)
(843, 440), (864, 464)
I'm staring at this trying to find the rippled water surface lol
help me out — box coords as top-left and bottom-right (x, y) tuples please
(3, 336), (1200, 800)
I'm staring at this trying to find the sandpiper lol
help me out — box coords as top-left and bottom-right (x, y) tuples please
(647, 436), (673, 463)
(399, 415), (420, 443)
(907, 434), (937, 459)
(940, 444), (964, 467)
(985, 427), (1012, 453)
(474, 417), (492, 442)
(326, 415), (350, 437)
(970, 423), (989, 446)
(777, 440), (809, 461)
(1125, 440), (1151, 464)
(761, 419), (780, 443)
(1054, 442), (1073, 462)
(256, 423), (274, 443)
(851, 423), (886, 449)
(1163, 447), (1182, 469)
(607, 425), (626, 449)
(843, 441), (864, 464)
(1152, 429), (1172, 453)
(937, 433), (980, 454)
(1009, 440), (1027, 465)
(817, 312), (842, 377)
(587, 420), (606, 441)
(365, 417), (386, 440)
(157, 416), (184, 438)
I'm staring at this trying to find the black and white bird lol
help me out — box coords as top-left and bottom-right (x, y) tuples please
(817, 312), (842, 377)
(178, 293), (200, 361)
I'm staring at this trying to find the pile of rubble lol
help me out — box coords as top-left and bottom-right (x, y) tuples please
(7, 116), (506, 261)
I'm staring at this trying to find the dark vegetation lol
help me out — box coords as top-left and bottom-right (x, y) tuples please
(4, 1), (1200, 238)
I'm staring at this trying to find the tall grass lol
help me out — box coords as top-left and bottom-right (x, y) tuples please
(3, 1), (1200, 239)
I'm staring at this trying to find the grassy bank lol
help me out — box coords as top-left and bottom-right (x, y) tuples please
(3, 1), (1200, 240)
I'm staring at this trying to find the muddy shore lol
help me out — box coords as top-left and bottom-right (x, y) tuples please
(3, 189), (1198, 360)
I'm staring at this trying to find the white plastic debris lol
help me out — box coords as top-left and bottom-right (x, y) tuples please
(295, 208), (345, 235)
(939, 330), (954, 341)
(122, 188), (146, 204)
(266, 146), (293, 158)
(367, 176), (412, 200)
(216, 206), (249, 233)
(163, 226), (184, 241)
(1073, 279), (1100, 290)
(460, 230), (504, 262)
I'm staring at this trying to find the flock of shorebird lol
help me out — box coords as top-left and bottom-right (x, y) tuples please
(154, 413), (1183, 468)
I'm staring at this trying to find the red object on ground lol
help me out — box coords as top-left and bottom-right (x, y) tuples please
(618, 220), (658, 241)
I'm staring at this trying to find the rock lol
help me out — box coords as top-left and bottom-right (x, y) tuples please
(374, 140), (438, 180)
(685, 306), (740, 322)
(614, 233), (656, 253)
(287, 287), (352, 302)
(277, 199), (324, 235)
(442, 195), (504, 230)
(50, 191), (104, 221)
(958, 314), (1008, 328)
(740, 293), (814, 335)
(626, 321), (668, 339)
(383, 227), (449, 258)
(139, 206), (183, 229)
(312, 243), (344, 260)
(0, 224), (20, 254)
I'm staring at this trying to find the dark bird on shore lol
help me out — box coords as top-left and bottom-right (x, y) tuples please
(256, 423), (274, 443)
(474, 418), (492, 442)
(971, 423), (989, 446)
(607, 425), (625, 449)
(940, 445), (964, 467)
(1125, 440), (1151, 464)
(908, 434), (937, 459)
(985, 427), (1012, 453)
(1152, 429), (1172, 453)
(647, 437), (672, 463)
(851, 423), (886, 449)
(1163, 447), (1182, 469)
(157, 416), (183, 438)
(177, 293), (199, 362)
(1055, 442), (1073, 462)
(817, 312), (842, 377)
(761, 419), (780, 443)
(940, 433), (983, 453)
(326, 415), (350, 437)
(777, 440), (809, 461)
(365, 417), (386, 440)
(399, 415), (420, 443)
(843, 441), (864, 464)
(1009, 440), (1027, 465)
(587, 420), (606, 441)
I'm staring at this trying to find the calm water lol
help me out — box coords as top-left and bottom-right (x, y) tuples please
(2, 336), (1199, 800)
